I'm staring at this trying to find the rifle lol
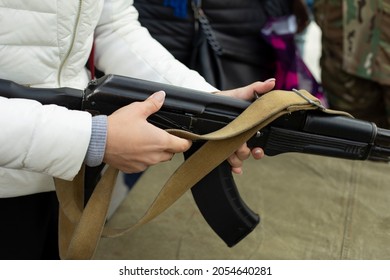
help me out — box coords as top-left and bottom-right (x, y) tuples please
(2, 74), (390, 247)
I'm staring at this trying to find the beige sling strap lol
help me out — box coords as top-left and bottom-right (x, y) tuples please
(54, 89), (350, 259)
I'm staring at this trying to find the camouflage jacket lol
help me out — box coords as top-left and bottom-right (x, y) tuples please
(315, 0), (390, 85)
(344, 0), (390, 84)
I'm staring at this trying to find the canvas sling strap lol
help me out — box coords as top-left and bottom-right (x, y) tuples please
(54, 89), (351, 260)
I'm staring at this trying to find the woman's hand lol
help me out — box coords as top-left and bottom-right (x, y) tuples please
(104, 91), (191, 173)
(217, 78), (276, 174)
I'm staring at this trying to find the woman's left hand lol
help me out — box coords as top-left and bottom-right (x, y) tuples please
(217, 78), (276, 174)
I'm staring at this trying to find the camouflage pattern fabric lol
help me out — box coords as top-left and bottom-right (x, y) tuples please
(314, 0), (390, 128)
(343, 0), (390, 84)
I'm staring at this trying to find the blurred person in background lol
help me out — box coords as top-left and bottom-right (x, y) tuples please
(133, 0), (310, 90)
(314, 0), (390, 128)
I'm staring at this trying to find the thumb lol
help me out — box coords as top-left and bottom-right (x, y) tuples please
(142, 90), (166, 117)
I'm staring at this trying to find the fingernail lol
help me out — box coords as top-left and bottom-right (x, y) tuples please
(254, 148), (264, 157)
(151, 90), (166, 102)
(265, 78), (276, 83)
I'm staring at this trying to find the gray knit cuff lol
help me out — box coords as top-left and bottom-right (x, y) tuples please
(85, 115), (107, 167)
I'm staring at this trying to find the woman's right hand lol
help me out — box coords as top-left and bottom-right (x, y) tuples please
(103, 91), (192, 173)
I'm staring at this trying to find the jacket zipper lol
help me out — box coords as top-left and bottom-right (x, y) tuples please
(57, 0), (83, 86)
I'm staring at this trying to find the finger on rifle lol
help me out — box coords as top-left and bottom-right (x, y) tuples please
(217, 78), (276, 100)
(142, 90), (166, 117)
(252, 147), (264, 159)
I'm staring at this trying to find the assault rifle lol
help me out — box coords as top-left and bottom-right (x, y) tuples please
(2, 74), (390, 247)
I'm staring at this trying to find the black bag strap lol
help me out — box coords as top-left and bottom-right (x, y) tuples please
(190, 0), (222, 55)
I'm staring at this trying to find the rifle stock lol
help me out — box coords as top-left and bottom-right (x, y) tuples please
(2, 74), (390, 247)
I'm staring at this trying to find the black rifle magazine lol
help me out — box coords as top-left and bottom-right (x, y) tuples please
(185, 144), (260, 247)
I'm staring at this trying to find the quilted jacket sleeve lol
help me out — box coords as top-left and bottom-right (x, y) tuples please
(0, 96), (91, 180)
(94, 0), (217, 92)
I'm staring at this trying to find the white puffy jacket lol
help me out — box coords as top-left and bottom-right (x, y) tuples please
(0, 0), (216, 198)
